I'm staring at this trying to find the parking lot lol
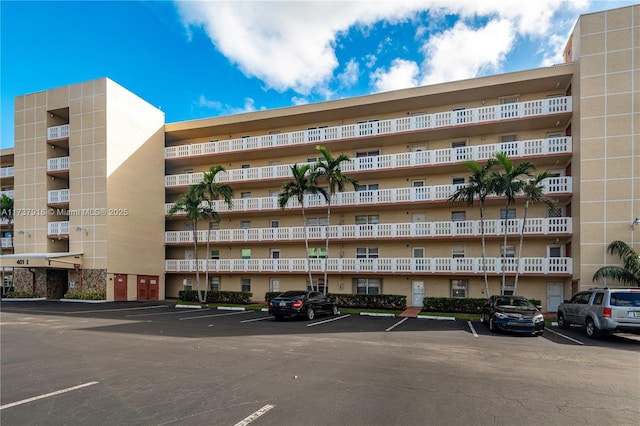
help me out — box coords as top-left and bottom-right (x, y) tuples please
(1, 301), (639, 425)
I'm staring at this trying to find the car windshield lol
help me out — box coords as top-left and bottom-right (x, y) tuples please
(610, 292), (640, 307)
(496, 297), (536, 309)
(278, 291), (307, 298)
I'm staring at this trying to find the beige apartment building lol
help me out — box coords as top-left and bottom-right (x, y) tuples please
(1, 5), (638, 311)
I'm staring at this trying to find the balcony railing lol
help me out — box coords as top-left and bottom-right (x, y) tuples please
(165, 217), (572, 244)
(165, 137), (572, 187)
(1, 237), (13, 248)
(48, 189), (70, 204)
(0, 167), (14, 178)
(165, 96), (572, 159)
(165, 257), (573, 275)
(0, 190), (14, 199)
(48, 221), (70, 235)
(47, 157), (70, 172)
(47, 124), (70, 140)
(165, 177), (572, 215)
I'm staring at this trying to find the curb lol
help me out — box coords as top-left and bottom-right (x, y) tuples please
(175, 304), (204, 309)
(416, 315), (456, 321)
(0, 297), (47, 302)
(360, 312), (396, 317)
(217, 306), (246, 311)
(60, 299), (107, 304)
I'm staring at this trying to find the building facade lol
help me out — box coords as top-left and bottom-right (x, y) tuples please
(1, 5), (638, 311)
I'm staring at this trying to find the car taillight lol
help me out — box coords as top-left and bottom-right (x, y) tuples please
(603, 307), (612, 318)
(269, 301), (274, 307)
(292, 301), (303, 309)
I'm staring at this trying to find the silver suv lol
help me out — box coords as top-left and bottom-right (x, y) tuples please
(557, 288), (640, 338)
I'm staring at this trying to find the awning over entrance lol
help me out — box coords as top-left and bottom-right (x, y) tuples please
(0, 252), (83, 269)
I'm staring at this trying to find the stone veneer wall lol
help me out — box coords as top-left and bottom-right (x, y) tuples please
(68, 269), (107, 295)
(12, 268), (107, 298)
(13, 268), (46, 296)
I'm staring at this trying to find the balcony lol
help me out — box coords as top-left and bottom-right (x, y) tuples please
(165, 96), (572, 159)
(47, 157), (70, 172)
(165, 137), (572, 187)
(47, 124), (70, 140)
(165, 177), (573, 215)
(165, 257), (573, 275)
(48, 189), (70, 205)
(1, 237), (13, 248)
(48, 221), (70, 236)
(0, 190), (14, 199)
(0, 167), (14, 179)
(165, 218), (572, 244)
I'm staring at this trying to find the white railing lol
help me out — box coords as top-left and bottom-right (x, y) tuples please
(165, 137), (572, 187)
(1, 237), (12, 248)
(47, 124), (70, 140)
(0, 190), (14, 199)
(48, 189), (70, 204)
(165, 96), (572, 159)
(0, 167), (14, 178)
(165, 177), (572, 215)
(165, 217), (572, 244)
(47, 157), (70, 172)
(48, 221), (70, 235)
(165, 257), (573, 275)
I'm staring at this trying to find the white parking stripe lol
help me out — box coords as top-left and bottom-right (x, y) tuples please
(467, 321), (479, 337)
(179, 311), (251, 320)
(234, 404), (274, 426)
(546, 327), (585, 345)
(240, 316), (273, 323)
(385, 317), (409, 332)
(306, 314), (351, 327)
(127, 308), (211, 317)
(0, 381), (99, 410)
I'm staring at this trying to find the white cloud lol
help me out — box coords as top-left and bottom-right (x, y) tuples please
(338, 59), (360, 88)
(197, 94), (221, 109)
(371, 58), (419, 93)
(195, 95), (262, 115)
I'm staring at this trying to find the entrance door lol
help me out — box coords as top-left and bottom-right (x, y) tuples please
(547, 282), (563, 312)
(412, 280), (425, 308)
(137, 275), (159, 301)
(114, 274), (127, 301)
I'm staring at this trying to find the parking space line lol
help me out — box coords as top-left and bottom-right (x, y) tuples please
(546, 327), (585, 345)
(306, 314), (351, 327)
(127, 308), (211, 317)
(234, 404), (274, 426)
(179, 311), (252, 320)
(467, 321), (479, 337)
(240, 316), (273, 323)
(385, 317), (409, 332)
(0, 381), (99, 411)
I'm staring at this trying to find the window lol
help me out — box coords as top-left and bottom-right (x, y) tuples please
(184, 223), (193, 231)
(354, 278), (381, 295)
(270, 249), (280, 259)
(184, 168), (193, 174)
(355, 215), (379, 225)
(356, 183), (379, 191)
(209, 221), (220, 230)
(547, 207), (563, 218)
(451, 140), (467, 149)
(411, 143), (427, 152)
(241, 249), (251, 259)
(356, 150), (380, 157)
(501, 245), (515, 258)
(307, 157), (320, 163)
(307, 217), (328, 226)
(592, 292), (604, 305)
(451, 280), (467, 298)
(185, 250), (194, 260)
(356, 150), (380, 169)
(451, 211), (466, 221)
(356, 247), (379, 259)
(184, 278), (193, 291)
(241, 192), (251, 199)
(500, 134), (517, 143)
(452, 177), (465, 185)
(570, 292), (592, 304)
(240, 221), (251, 229)
(210, 276), (220, 292)
(269, 278), (280, 293)
(500, 209), (516, 219)
(241, 278), (251, 292)
(241, 164), (250, 169)
(413, 247), (425, 271)
(269, 190), (279, 198)
(548, 246), (562, 257)
(210, 249), (220, 260)
(308, 247), (327, 258)
(502, 284), (515, 296)
(270, 220), (280, 228)
(499, 95), (519, 104)
(452, 245), (465, 258)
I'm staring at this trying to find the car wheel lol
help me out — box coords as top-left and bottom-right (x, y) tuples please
(585, 318), (600, 339)
(306, 307), (315, 321)
(332, 304), (339, 315)
(557, 312), (568, 329)
(489, 316), (497, 333)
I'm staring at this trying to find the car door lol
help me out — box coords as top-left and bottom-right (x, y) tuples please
(308, 291), (323, 312)
(566, 292), (591, 323)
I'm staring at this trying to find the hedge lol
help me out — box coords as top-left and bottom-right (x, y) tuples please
(266, 291), (406, 310)
(64, 292), (105, 300)
(179, 290), (252, 304)
(4, 291), (38, 298)
(422, 297), (543, 313)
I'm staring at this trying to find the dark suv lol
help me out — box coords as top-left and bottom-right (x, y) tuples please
(557, 288), (640, 338)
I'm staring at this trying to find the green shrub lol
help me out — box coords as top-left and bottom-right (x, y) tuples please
(330, 293), (406, 310)
(5, 291), (38, 298)
(423, 297), (487, 313)
(64, 292), (105, 300)
(179, 290), (253, 304)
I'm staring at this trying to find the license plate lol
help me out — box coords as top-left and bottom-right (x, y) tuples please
(630, 311), (640, 317)
(279, 302), (287, 307)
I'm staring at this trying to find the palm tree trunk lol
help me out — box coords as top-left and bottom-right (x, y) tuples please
(500, 202), (510, 295)
(204, 217), (212, 303)
(480, 202), (490, 297)
(323, 200), (331, 295)
(301, 206), (315, 291)
(513, 200), (529, 295)
(193, 220), (202, 303)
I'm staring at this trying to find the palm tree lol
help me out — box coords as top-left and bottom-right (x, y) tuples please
(168, 185), (206, 303)
(512, 171), (554, 295)
(0, 194), (14, 252)
(278, 164), (327, 291)
(491, 152), (535, 294)
(313, 145), (357, 294)
(194, 165), (233, 302)
(593, 241), (640, 287)
(449, 158), (497, 297)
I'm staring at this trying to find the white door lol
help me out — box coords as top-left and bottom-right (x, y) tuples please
(270, 278), (281, 293)
(412, 280), (425, 308)
(547, 282), (563, 312)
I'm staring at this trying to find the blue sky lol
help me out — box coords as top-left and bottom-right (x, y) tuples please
(1, 0), (635, 149)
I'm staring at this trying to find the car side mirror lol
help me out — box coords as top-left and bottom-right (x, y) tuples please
(536, 305), (542, 310)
